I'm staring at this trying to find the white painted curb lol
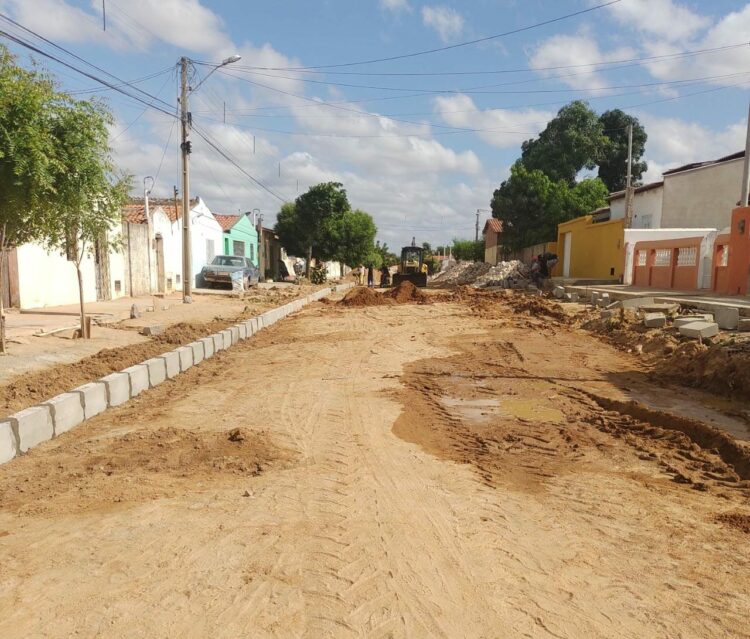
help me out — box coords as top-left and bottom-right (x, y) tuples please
(0, 283), (353, 465)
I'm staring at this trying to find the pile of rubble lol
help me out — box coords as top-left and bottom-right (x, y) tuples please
(430, 261), (491, 287)
(472, 260), (529, 289)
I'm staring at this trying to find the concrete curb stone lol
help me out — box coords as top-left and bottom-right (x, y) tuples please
(220, 329), (233, 349)
(11, 405), (53, 453)
(122, 364), (150, 397)
(101, 372), (131, 407)
(143, 358), (167, 387)
(199, 336), (215, 358)
(73, 382), (108, 420)
(189, 341), (205, 365)
(211, 333), (224, 352)
(176, 346), (193, 372)
(229, 326), (240, 344)
(159, 351), (181, 378)
(41, 392), (84, 436)
(0, 420), (17, 463)
(679, 321), (720, 339)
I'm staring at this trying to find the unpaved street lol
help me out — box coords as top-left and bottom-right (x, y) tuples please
(0, 292), (749, 638)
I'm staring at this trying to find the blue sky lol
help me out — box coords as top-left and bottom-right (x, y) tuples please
(1, 0), (749, 247)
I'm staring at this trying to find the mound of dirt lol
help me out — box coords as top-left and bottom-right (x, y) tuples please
(506, 293), (569, 322)
(388, 281), (429, 304)
(717, 512), (750, 534)
(339, 286), (394, 307)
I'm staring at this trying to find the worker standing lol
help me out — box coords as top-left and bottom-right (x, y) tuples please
(367, 264), (374, 287)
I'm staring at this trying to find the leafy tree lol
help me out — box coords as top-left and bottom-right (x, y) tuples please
(275, 182), (350, 276)
(598, 109), (647, 191)
(451, 239), (484, 262)
(330, 209), (378, 268)
(42, 97), (131, 338)
(521, 101), (608, 185)
(0, 46), (61, 352)
(375, 240), (398, 267)
(490, 163), (608, 252)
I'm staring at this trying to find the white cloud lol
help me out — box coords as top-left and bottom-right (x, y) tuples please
(528, 31), (636, 91)
(380, 0), (411, 12)
(639, 114), (746, 181)
(602, 0), (710, 42)
(434, 94), (553, 148)
(421, 5), (464, 42)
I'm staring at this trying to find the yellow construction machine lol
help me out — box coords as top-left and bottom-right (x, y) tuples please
(392, 240), (428, 288)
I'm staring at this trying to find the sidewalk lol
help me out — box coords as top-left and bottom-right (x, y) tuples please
(558, 282), (750, 315)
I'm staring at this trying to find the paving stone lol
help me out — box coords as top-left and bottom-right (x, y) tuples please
(122, 364), (149, 397)
(674, 314), (714, 328)
(600, 310), (617, 320)
(0, 420), (17, 464)
(143, 358), (167, 387)
(606, 300), (622, 309)
(236, 323), (248, 340)
(139, 324), (164, 336)
(229, 326), (240, 344)
(553, 286), (565, 299)
(73, 382), (108, 420)
(641, 303), (679, 314)
(199, 336), (215, 358)
(620, 296), (655, 309)
(101, 372), (131, 406)
(679, 321), (719, 339)
(176, 346), (193, 372)
(739, 318), (750, 332)
(130, 304), (140, 319)
(220, 329), (233, 349)
(565, 293), (579, 302)
(41, 392), (84, 436)
(11, 405), (53, 452)
(711, 306), (740, 330)
(644, 312), (667, 328)
(159, 351), (181, 378)
(189, 341), (205, 365)
(211, 333), (225, 352)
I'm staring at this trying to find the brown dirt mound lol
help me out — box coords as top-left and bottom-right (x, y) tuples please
(388, 280), (429, 304)
(660, 341), (750, 397)
(339, 287), (394, 307)
(506, 292), (569, 322)
(717, 512), (750, 534)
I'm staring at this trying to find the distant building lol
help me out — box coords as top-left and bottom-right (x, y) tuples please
(482, 218), (503, 264)
(608, 181), (664, 229)
(214, 213), (259, 265)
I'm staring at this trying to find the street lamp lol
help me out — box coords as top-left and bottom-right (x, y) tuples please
(179, 53), (242, 303)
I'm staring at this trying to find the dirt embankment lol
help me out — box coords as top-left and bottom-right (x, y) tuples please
(339, 281), (430, 307)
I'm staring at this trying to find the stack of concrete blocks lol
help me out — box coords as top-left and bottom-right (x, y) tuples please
(0, 284), (347, 466)
(643, 312), (667, 328)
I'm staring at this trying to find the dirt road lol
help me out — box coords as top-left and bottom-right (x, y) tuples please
(0, 292), (748, 638)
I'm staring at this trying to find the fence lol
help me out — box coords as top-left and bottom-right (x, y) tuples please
(632, 236), (703, 290)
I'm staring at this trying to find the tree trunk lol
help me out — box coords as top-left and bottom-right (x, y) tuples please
(76, 263), (87, 339)
(0, 227), (7, 354)
(306, 245), (312, 278)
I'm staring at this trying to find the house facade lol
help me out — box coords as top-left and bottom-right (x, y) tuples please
(214, 213), (259, 265)
(188, 197), (224, 287)
(482, 218), (503, 265)
(556, 216), (625, 281)
(608, 181), (664, 229)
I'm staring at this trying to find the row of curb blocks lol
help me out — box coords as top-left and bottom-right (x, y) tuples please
(0, 284), (354, 465)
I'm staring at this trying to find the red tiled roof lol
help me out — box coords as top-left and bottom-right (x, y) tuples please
(123, 197), (197, 224)
(214, 214), (242, 232)
(483, 218), (502, 234)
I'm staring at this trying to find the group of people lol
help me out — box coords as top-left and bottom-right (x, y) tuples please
(355, 264), (391, 287)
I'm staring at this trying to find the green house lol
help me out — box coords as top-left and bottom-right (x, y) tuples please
(214, 214), (259, 266)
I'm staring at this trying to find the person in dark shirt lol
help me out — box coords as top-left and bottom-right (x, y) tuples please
(367, 264), (375, 287)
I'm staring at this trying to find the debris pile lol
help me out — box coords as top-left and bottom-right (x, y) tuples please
(430, 261), (492, 287)
(339, 287), (394, 307)
(388, 280), (428, 304)
(472, 260), (529, 289)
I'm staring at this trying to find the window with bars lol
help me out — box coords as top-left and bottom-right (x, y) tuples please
(653, 249), (672, 266)
(636, 250), (647, 266)
(677, 246), (697, 267)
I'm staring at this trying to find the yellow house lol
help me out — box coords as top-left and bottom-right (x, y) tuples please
(556, 214), (625, 281)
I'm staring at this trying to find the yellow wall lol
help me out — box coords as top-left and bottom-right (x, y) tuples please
(556, 216), (625, 281)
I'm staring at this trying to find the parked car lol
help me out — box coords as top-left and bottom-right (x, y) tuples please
(199, 255), (259, 289)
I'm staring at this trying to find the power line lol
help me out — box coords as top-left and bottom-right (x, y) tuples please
(112, 69), (175, 140)
(153, 118), (177, 189)
(221, 0), (623, 70)
(227, 41), (750, 76)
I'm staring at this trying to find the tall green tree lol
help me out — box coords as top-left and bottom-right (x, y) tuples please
(490, 163), (608, 252)
(598, 109), (648, 191)
(42, 97), (130, 338)
(0, 46), (61, 352)
(275, 182), (350, 276)
(520, 101), (608, 185)
(451, 239), (484, 262)
(330, 209), (378, 268)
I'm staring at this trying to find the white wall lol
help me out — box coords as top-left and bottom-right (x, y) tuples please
(661, 158), (743, 229)
(611, 187), (664, 228)
(189, 197), (223, 286)
(16, 243), (97, 309)
(108, 226), (128, 299)
(151, 207), (182, 292)
(623, 228), (718, 286)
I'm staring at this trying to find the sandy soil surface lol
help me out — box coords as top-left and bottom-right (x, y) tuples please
(0, 292), (748, 638)
(0, 284), (326, 414)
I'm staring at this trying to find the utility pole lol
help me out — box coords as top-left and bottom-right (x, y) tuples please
(624, 123), (635, 229)
(179, 57), (192, 303)
(740, 101), (750, 207)
(257, 213), (264, 282)
(144, 176), (154, 293)
(475, 210), (480, 242)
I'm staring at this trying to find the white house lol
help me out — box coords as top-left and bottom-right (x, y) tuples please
(188, 196), (223, 287)
(608, 181), (664, 229)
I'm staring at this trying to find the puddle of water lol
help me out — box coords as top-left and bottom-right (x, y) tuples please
(440, 396), (564, 424)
